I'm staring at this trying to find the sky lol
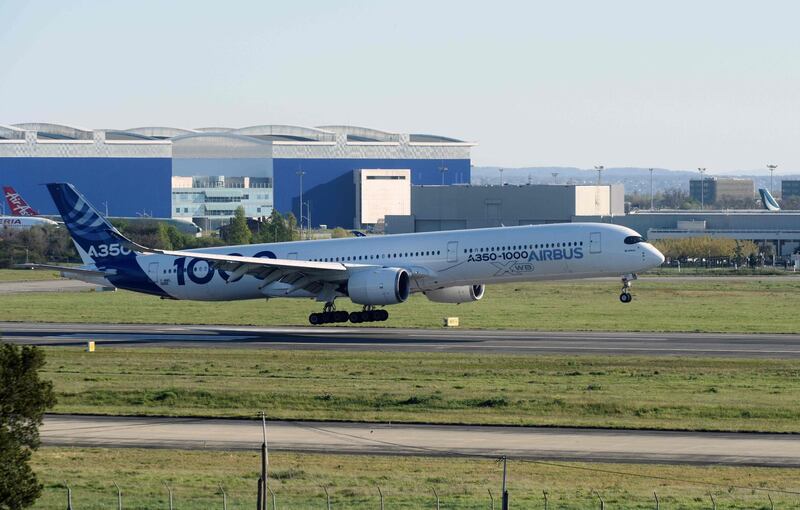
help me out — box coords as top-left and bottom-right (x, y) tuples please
(1, 0), (798, 173)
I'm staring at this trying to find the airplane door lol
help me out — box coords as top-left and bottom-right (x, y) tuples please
(147, 262), (159, 283)
(589, 232), (602, 254)
(447, 241), (459, 262)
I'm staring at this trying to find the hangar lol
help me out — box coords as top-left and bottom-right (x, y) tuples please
(0, 123), (473, 229)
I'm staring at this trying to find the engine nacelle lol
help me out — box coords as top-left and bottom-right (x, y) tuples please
(424, 284), (485, 304)
(347, 268), (411, 305)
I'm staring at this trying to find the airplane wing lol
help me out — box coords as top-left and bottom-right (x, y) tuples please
(110, 230), (350, 293)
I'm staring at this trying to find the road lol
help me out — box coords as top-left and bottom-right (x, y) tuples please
(0, 279), (96, 294)
(41, 414), (800, 467)
(3, 322), (800, 358)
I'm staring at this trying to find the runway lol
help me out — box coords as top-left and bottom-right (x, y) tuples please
(3, 322), (800, 357)
(41, 414), (800, 467)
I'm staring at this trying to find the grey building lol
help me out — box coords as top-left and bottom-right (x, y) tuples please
(782, 180), (800, 199)
(613, 210), (800, 257)
(689, 177), (754, 204)
(385, 184), (625, 234)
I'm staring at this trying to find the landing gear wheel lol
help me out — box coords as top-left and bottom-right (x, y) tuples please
(375, 309), (389, 321)
(334, 311), (349, 323)
(619, 292), (632, 303)
(309, 313), (322, 325)
(349, 311), (363, 323)
(619, 273), (637, 304)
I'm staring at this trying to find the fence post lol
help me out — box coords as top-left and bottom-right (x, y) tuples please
(543, 490), (548, 510)
(219, 484), (227, 510)
(592, 489), (605, 510)
(257, 478), (263, 510)
(709, 493), (716, 510)
(321, 485), (331, 510)
(488, 488), (494, 510)
(377, 486), (384, 510)
(64, 481), (73, 510)
(654, 491), (659, 510)
(163, 481), (173, 510)
(268, 486), (277, 510)
(501, 456), (509, 510)
(768, 493), (774, 510)
(432, 487), (440, 510)
(114, 481), (122, 510)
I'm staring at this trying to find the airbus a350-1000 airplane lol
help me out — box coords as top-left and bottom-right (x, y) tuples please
(35, 183), (665, 325)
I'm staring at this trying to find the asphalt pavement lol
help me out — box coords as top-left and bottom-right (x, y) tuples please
(3, 322), (800, 358)
(41, 414), (800, 467)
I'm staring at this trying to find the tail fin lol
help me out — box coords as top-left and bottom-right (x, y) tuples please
(3, 186), (39, 216)
(758, 188), (780, 211)
(45, 183), (136, 265)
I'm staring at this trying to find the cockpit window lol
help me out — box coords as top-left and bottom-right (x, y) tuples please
(624, 236), (644, 245)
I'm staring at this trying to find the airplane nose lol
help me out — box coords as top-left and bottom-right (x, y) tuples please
(647, 244), (665, 266)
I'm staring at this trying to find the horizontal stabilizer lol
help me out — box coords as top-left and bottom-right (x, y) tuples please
(14, 263), (114, 277)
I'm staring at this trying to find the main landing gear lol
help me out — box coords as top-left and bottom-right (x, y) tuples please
(308, 302), (349, 325)
(619, 273), (637, 303)
(308, 303), (389, 325)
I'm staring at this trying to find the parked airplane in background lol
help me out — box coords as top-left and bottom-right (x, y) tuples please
(1, 186), (59, 229)
(759, 188), (781, 211)
(27, 183), (665, 325)
(4, 186), (39, 216)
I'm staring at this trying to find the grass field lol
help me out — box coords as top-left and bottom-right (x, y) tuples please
(0, 268), (62, 281)
(4, 278), (800, 332)
(32, 447), (799, 510)
(41, 347), (800, 432)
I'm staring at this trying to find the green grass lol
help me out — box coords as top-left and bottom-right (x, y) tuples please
(3, 278), (800, 332)
(41, 347), (800, 432)
(32, 447), (800, 509)
(0, 268), (62, 281)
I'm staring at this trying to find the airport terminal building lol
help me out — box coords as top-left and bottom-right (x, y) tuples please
(0, 123), (473, 229)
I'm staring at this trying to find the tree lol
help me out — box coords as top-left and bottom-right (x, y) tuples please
(0, 344), (56, 509)
(223, 206), (252, 245)
(331, 227), (349, 239)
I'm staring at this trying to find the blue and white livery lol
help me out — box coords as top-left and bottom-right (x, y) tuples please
(35, 183), (665, 324)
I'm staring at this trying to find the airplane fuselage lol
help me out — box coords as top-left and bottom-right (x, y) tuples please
(98, 223), (662, 301)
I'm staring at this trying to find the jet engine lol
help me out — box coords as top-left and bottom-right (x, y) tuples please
(424, 284), (485, 303)
(347, 268), (411, 305)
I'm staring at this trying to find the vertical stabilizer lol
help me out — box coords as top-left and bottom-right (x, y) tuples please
(758, 188), (781, 211)
(3, 186), (39, 216)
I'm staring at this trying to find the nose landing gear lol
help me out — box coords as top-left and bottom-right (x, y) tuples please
(619, 273), (637, 303)
(308, 303), (389, 325)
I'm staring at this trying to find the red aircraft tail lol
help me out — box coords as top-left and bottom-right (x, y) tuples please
(3, 186), (39, 216)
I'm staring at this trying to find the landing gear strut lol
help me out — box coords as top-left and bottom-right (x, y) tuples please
(308, 302), (349, 325)
(308, 303), (389, 325)
(349, 305), (389, 324)
(619, 274), (637, 303)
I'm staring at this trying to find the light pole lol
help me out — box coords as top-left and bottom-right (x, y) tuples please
(698, 168), (707, 210)
(551, 172), (559, 184)
(649, 168), (654, 210)
(439, 164), (448, 185)
(296, 169), (305, 239)
(767, 164), (777, 194)
(498, 168), (504, 186)
(594, 165), (604, 185)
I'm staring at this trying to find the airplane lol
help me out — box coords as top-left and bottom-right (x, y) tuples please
(758, 188), (781, 211)
(27, 182), (665, 325)
(1, 186), (59, 229)
(4, 186), (40, 216)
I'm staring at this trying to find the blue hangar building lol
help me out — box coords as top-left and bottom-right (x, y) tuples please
(0, 123), (474, 229)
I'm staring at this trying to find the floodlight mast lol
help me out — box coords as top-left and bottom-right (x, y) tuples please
(767, 164), (778, 194)
(697, 168), (707, 210)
